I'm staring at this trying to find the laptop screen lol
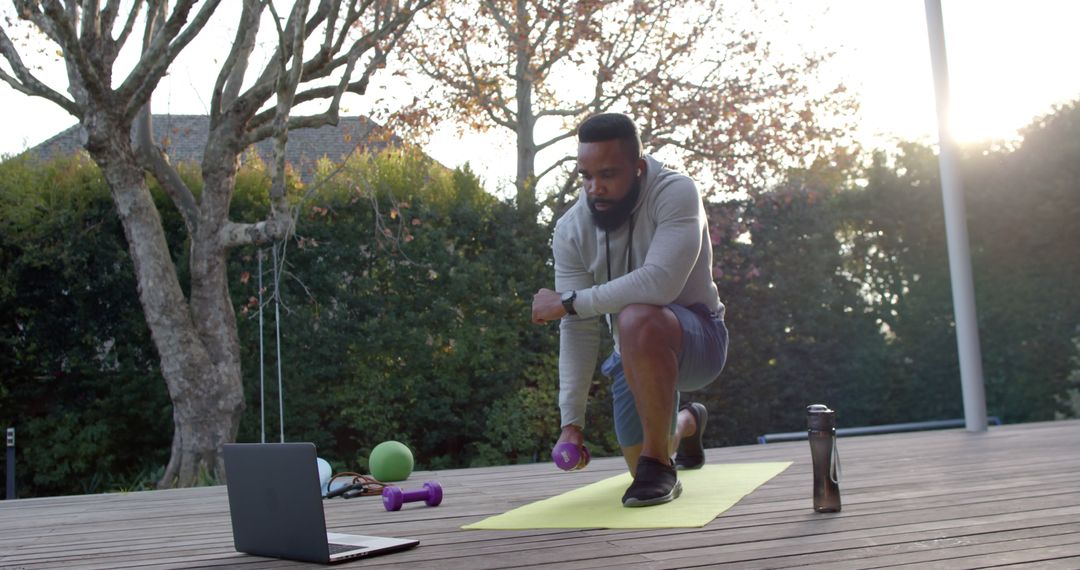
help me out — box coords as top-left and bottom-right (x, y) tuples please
(224, 443), (332, 563)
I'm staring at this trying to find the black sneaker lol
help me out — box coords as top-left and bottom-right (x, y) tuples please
(674, 402), (708, 470)
(622, 456), (682, 507)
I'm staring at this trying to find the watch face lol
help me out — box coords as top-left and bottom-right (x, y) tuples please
(562, 291), (574, 302)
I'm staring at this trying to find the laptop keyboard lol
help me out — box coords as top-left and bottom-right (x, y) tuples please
(329, 543), (366, 555)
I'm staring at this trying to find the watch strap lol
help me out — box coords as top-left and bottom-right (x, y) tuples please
(561, 290), (577, 315)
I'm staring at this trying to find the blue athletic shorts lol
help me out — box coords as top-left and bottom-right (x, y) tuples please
(602, 303), (728, 447)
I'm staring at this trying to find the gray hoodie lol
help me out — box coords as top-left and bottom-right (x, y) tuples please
(554, 154), (723, 429)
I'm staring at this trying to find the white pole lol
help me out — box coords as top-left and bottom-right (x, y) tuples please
(924, 0), (988, 432)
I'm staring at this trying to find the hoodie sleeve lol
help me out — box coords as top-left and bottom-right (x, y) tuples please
(572, 178), (703, 318)
(553, 220), (604, 429)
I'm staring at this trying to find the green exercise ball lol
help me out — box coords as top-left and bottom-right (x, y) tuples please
(369, 440), (414, 482)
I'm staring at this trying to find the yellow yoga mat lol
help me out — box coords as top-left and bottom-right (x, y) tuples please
(462, 462), (792, 530)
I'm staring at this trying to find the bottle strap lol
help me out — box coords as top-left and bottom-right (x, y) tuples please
(830, 435), (842, 485)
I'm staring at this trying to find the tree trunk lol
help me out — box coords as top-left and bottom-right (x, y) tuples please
(157, 134), (249, 488)
(513, 0), (537, 211)
(84, 118), (244, 488)
(516, 110), (537, 211)
(160, 224), (245, 487)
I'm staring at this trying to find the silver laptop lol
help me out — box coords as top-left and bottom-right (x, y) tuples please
(223, 443), (419, 564)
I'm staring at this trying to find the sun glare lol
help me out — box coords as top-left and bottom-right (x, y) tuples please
(948, 99), (1028, 145)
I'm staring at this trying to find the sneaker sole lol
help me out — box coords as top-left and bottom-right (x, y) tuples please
(622, 480), (683, 508)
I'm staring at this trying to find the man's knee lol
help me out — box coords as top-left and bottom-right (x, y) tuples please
(617, 304), (681, 350)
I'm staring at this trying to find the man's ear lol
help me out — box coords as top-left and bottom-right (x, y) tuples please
(636, 157), (646, 178)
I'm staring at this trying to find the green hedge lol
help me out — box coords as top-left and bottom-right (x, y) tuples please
(2, 102), (1078, 496)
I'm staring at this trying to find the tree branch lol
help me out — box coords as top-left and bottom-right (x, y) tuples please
(535, 153), (575, 182)
(263, 0), (311, 223)
(210, 0), (262, 121)
(14, 0), (65, 43)
(20, 0), (109, 100)
(320, 0), (339, 54)
(243, 23), (402, 147)
(441, 11), (516, 128)
(233, 0), (338, 122)
(482, 0), (513, 32)
(529, 1), (563, 53)
(79, 0), (103, 53)
(108, 0), (142, 62)
(119, 0), (222, 120)
(535, 128), (576, 153)
(532, 3), (583, 80)
(534, 105), (588, 120)
(245, 0), (431, 139)
(219, 217), (294, 248)
(542, 166), (580, 216)
(222, 0), (434, 250)
(99, 0), (123, 36)
(0, 27), (82, 116)
(134, 106), (200, 235)
(245, 112), (338, 148)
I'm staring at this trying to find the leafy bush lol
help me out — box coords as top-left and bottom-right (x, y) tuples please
(2, 101), (1077, 496)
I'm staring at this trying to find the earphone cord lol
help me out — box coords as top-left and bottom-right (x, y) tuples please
(604, 214), (636, 284)
(605, 230), (611, 283)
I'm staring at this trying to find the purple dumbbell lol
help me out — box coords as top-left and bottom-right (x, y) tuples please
(382, 481), (443, 511)
(551, 442), (591, 471)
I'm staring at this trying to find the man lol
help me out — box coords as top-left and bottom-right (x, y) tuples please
(532, 113), (728, 507)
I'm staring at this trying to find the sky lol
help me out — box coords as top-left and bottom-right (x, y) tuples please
(2, 0), (1079, 193)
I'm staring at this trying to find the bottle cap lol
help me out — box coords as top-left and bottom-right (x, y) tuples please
(807, 404), (836, 431)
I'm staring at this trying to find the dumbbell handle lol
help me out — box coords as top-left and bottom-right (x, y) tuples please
(401, 488), (430, 502)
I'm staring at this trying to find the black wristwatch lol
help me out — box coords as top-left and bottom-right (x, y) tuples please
(561, 290), (577, 315)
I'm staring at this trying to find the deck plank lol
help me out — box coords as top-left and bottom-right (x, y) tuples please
(0, 419), (1076, 569)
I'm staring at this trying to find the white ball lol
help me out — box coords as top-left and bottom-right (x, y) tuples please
(316, 457), (332, 494)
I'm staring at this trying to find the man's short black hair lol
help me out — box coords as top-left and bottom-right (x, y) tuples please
(578, 113), (643, 163)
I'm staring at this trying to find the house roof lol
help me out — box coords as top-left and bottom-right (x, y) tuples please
(26, 115), (400, 174)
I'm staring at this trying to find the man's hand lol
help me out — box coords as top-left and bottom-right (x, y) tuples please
(532, 288), (567, 324)
(556, 424), (585, 447)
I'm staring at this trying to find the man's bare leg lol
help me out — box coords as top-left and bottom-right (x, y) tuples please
(617, 304), (683, 471)
(621, 408), (698, 473)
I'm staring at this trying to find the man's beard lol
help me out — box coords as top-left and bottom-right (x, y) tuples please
(588, 175), (641, 231)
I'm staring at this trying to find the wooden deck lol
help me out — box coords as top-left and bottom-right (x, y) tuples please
(1, 419), (1077, 569)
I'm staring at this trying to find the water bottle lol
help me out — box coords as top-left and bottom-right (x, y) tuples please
(807, 404), (841, 512)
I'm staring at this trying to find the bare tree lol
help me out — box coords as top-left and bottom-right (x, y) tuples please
(0, 0), (431, 487)
(402, 0), (854, 211)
